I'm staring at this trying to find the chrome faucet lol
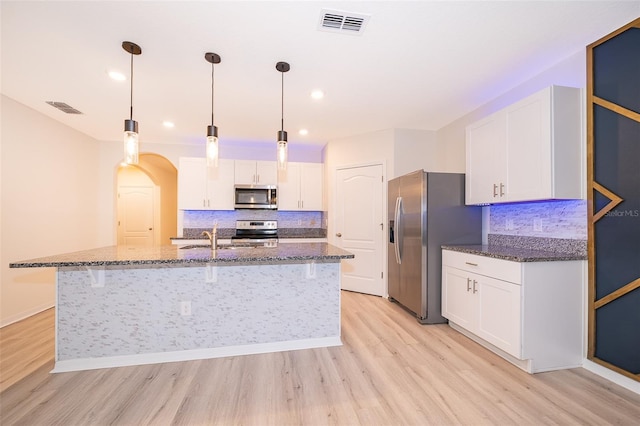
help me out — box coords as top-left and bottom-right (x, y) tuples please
(201, 228), (217, 251)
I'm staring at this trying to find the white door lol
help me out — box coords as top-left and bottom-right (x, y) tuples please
(118, 186), (154, 246)
(335, 164), (384, 296)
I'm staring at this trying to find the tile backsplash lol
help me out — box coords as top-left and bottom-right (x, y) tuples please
(489, 199), (587, 240)
(182, 210), (327, 238)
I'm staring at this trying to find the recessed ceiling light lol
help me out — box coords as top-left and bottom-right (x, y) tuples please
(163, 121), (175, 128)
(299, 129), (309, 136)
(311, 90), (324, 100)
(108, 70), (126, 81)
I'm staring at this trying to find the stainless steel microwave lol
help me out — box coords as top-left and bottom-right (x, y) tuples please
(234, 185), (277, 209)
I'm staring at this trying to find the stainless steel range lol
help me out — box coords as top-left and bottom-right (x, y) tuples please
(232, 220), (278, 246)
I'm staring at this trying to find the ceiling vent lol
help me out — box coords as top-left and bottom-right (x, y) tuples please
(318, 9), (370, 35)
(46, 101), (83, 114)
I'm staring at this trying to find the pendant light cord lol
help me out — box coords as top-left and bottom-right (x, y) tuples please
(280, 69), (284, 132)
(211, 61), (214, 126)
(129, 52), (134, 120)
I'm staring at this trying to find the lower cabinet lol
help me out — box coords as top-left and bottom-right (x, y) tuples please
(442, 249), (584, 373)
(443, 265), (521, 357)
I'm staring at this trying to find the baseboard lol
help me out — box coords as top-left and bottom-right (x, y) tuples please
(51, 336), (343, 373)
(0, 302), (54, 328)
(449, 322), (533, 373)
(582, 359), (640, 396)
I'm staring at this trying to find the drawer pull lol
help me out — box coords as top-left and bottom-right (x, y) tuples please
(465, 262), (478, 266)
(466, 278), (472, 292)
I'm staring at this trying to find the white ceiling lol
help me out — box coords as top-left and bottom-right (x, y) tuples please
(1, 1), (638, 148)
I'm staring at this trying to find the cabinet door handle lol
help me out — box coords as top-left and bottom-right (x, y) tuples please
(466, 278), (472, 292)
(499, 182), (505, 197)
(472, 280), (478, 294)
(301, 200), (304, 209)
(257, 174), (260, 183)
(493, 184), (498, 197)
(203, 199), (206, 207)
(465, 262), (478, 266)
(336, 233), (342, 237)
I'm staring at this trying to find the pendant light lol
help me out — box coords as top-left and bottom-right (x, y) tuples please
(122, 41), (142, 165)
(205, 52), (221, 168)
(276, 61), (290, 170)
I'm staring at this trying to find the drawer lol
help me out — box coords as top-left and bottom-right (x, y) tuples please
(279, 238), (328, 243)
(442, 249), (522, 284)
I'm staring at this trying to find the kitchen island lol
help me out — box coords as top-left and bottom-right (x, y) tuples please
(10, 243), (353, 372)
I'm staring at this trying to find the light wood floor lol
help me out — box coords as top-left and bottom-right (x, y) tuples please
(2, 291), (640, 425)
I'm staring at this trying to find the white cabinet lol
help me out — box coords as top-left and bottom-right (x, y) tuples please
(466, 112), (507, 204)
(465, 85), (582, 205)
(178, 157), (235, 210)
(442, 249), (584, 373)
(234, 160), (277, 185)
(442, 253), (521, 357)
(277, 162), (324, 211)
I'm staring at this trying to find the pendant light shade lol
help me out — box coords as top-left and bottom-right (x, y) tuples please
(276, 61), (290, 170)
(122, 41), (141, 165)
(205, 52), (221, 168)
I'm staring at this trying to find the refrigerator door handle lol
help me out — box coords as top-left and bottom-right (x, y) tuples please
(394, 196), (403, 264)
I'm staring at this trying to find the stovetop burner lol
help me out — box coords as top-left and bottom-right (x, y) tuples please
(232, 220), (278, 241)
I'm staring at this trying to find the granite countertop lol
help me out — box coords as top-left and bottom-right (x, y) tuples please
(442, 244), (587, 262)
(176, 228), (328, 240)
(9, 243), (354, 268)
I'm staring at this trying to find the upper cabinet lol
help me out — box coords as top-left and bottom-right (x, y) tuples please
(277, 162), (324, 211)
(178, 157), (235, 210)
(465, 85), (582, 205)
(234, 160), (277, 186)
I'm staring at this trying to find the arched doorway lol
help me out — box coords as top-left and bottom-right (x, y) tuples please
(116, 154), (177, 245)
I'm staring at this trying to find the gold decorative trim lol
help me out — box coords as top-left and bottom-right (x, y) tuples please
(591, 181), (624, 222)
(594, 278), (640, 309)
(591, 356), (640, 382)
(593, 96), (640, 124)
(586, 15), (640, 379)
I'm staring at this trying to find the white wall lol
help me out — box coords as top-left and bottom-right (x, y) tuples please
(435, 50), (587, 172)
(1, 95), (101, 326)
(393, 129), (439, 176)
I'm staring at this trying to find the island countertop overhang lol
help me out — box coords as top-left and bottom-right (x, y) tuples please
(10, 242), (354, 268)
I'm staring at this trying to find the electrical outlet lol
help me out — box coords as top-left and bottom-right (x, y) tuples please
(533, 218), (543, 232)
(180, 301), (192, 316)
(305, 262), (317, 279)
(506, 219), (514, 231)
(297, 219), (302, 226)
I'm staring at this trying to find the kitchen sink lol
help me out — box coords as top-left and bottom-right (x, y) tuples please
(179, 244), (255, 250)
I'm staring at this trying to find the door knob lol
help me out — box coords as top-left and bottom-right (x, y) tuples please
(336, 233), (342, 237)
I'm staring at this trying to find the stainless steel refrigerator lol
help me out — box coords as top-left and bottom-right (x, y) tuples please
(388, 171), (482, 324)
